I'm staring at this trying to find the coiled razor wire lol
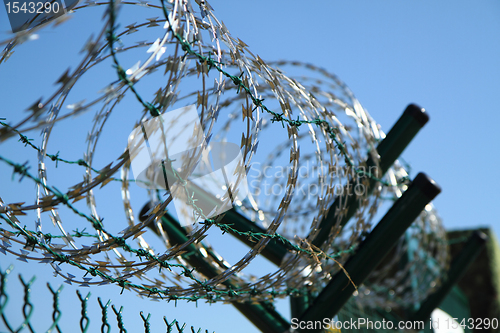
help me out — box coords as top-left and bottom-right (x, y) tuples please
(0, 0), (448, 309)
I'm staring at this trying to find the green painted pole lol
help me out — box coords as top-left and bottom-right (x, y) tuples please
(311, 104), (429, 249)
(140, 204), (289, 333)
(292, 173), (441, 333)
(289, 288), (311, 319)
(409, 231), (488, 323)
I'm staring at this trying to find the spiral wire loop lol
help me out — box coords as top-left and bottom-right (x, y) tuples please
(0, 0), (448, 310)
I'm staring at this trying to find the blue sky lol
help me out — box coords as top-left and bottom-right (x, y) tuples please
(0, 1), (499, 332)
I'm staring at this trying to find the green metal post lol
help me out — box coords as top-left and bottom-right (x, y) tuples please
(289, 288), (311, 319)
(293, 173), (441, 333)
(311, 104), (429, 249)
(409, 231), (488, 323)
(287, 105), (429, 317)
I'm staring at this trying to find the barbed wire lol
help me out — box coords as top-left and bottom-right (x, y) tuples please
(0, 0), (448, 309)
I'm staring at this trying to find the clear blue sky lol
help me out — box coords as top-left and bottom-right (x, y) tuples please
(0, 1), (499, 332)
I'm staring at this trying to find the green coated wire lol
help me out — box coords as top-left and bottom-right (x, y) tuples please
(0, 120), (148, 186)
(98, 298), (112, 333)
(112, 305), (128, 333)
(140, 312), (151, 333)
(47, 283), (64, 333)
(164, 317), (176, 333)
(0, 265), (15, 333)
(0, 120), (98, 173)
(76, 290), (91, 333)
(105, 0), (161, 118)
(175, 321), (186, 333)
(0, 266), (216, 333)
(0, 228), (98, 244)
(18, 274), (36, 333)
